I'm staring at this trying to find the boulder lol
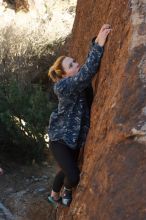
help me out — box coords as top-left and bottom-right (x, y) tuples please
(57, 0), (146, 219)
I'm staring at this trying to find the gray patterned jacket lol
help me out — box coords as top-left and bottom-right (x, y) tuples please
(48, 38), (104, 149)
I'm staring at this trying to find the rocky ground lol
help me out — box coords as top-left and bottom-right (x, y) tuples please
(0, 153), (58, 220)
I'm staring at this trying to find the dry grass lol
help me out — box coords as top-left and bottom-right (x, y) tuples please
(0, 0), (77, 83)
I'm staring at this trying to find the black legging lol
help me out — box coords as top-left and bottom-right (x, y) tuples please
(49, 140), (80, 193)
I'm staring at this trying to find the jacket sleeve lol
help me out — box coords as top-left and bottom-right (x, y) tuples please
(89, 36), (98, 50)
(54, 38), (104, 97)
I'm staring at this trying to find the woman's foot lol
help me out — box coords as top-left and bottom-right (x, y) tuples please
(48, 190), (62, 208)
(62, 187), (72, 207)
(48, 194), (62, 208)
(50, 190), (60, 200)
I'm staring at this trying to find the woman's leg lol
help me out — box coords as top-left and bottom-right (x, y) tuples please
(52, 170), (65, 193)
(50, 170), (65, 200)
(49, 140), (80, 191)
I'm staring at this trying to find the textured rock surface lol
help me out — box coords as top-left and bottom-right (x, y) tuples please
(57, 0), (146, 219)
(0, 160), (57, 220)
(15, 0), (29, 12)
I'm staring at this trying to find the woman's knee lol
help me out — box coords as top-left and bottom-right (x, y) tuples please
(68, 168), (80, 187)
(56, 170), (65, 178)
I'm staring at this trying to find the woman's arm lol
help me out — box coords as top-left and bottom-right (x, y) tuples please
(54, 24), (111, 97)
(54, 42), (103, 96)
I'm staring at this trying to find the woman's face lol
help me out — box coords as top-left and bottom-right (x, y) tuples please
(62, 57), (80, 77)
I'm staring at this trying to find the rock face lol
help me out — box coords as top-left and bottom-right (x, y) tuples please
(4, 0), (29, 11)
(57, 0), (146, 219)
(15, 0), (29, 12)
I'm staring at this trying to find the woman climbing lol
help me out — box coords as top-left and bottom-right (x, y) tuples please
(47, 24), (111, 207)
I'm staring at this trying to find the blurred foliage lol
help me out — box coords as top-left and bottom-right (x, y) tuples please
(0, 33), (68, 164)
(0, 77), (57, 163)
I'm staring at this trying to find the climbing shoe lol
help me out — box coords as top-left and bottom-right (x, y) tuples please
(48, 194), (62, 209)
(61, 187), (72, 207)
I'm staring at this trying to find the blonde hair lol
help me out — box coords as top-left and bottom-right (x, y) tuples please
(48, 56), (66, 83)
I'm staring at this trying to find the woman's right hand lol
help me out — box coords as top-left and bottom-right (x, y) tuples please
(95, 24), (111, 47)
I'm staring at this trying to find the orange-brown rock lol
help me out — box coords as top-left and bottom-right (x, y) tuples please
(15, 0), (29, 12)
(4, 0), (29, 12)
(57, 0), (146, 219)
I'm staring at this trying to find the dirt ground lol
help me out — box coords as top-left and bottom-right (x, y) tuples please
(0, 152), (58, 220)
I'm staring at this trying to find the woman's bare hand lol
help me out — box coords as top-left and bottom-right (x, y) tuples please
(95, 24), (111, 47)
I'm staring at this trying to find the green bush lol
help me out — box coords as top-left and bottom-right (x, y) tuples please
(0, 78), (56, 163)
